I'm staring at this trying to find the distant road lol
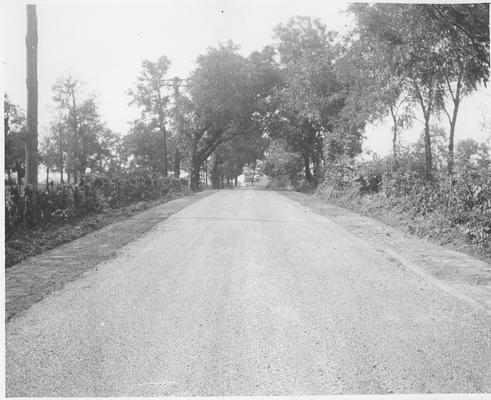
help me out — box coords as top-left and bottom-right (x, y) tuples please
(6, 189), (491, 396)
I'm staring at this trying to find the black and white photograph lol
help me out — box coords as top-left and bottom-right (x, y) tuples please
(2, 0), (491, 397)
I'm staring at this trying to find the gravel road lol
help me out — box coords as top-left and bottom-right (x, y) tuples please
(6, 188), (491, 396)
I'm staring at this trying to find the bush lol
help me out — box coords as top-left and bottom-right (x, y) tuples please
(262, 144), (304, 188)
(317, 151), (491, 255)
(5, 171), (189, 239)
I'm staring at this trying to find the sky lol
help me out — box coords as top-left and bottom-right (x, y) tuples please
(2, 0), (491, 157)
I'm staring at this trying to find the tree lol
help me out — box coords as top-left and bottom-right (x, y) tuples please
(51, 76), (114, 180)
(271, 17), (355, 185)
(348, 3), (489, 179)
(262, 140), (304, 188)
(337, 17), (413, 159)
(123, 119), (167, 174)
(180, 42), (259, 190)
(429, 5), (490, 175)
(39, 135), (59, 186)
(349, 4), (448, 180)
(128, 56), (171, 176)
(25, 4), (38, 188)
(4, 96), (26, 185)
(243, 161), (262, 186)
(456, 138), (490, 170)
(425, 4), (489, 72)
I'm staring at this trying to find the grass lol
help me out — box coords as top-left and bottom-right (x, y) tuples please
(314, 187), (491, 262)
(5, 190), (190, 268)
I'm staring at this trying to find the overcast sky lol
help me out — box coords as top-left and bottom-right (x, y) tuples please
(2, 0), (490, 157)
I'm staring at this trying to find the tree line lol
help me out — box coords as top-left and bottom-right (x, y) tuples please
(4, 4), (490, 193)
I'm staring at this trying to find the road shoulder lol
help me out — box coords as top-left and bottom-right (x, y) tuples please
(280, 190), (491, 315)
(5, 191), (215, 322)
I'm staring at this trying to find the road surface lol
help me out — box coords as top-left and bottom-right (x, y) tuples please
(6, 189), (491, 396)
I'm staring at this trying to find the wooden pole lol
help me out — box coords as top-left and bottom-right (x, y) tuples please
(25, 4), (38, 188)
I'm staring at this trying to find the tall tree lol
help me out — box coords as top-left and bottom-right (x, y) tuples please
(25, 4), (38, 188)
(272, 17), (355, 185)
(336, 21), (413, 159)
(4, 96), (26, 185)
(128, 56), (171, 176)
(123, 119), (167, 174)
(180, 42), (258, 190)
(349, 4), (448, 180)
(429, 5), (490, 175)
(52, 76), (113, 180)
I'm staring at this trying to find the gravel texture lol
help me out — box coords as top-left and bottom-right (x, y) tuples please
(6, 188), (491, 396)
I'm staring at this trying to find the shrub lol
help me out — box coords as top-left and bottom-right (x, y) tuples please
(317, 150), (491, 255)
(5, 171), (189, 238)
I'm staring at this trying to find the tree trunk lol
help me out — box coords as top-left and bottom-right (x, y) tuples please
(58, 120), (64, 183)
(46, 166), (49, 189)
(424, 116), (433, 181)
(389, 104), (398, 159)
(211, 155), (219, 189)
(59, 164), (64, 184)
(25, 4), (38, 188)
(304, 154), (312, 183)
(174, 148), (180, 178)
(234, 176), (238, 187)
(312, 143), (322, 186)
(190, 153), (201, 191)
(447, 99), (460, 176)
(15, 165), (23, 186)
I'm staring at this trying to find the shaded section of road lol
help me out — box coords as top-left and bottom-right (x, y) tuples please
(5, 191), (214, 321)
(6, 189), (491, 396)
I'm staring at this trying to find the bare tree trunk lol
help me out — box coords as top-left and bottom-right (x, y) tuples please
(190, 156), (201, 191)
(424, 116), (433, 181)
(16, 166), (23, 186)
(303, 154), (312, 184)
(58, 120), (64, 183)
(447, 104), (459, 176)
(389, 104), (398, 159)
(211, 154), (219, 189)
(413, 80), (433, 181)
(174, 148), (180, 178)
(25, 4), (38, 188)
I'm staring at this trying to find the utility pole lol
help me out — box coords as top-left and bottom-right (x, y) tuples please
(25, 4), (38, 188)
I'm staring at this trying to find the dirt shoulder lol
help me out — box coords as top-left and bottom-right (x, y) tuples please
(5, 191), (214, 321)
(280, 190), (491, 314)
(6, 191), (191, 269)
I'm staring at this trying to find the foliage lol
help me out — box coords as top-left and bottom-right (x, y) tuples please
(262, 141), (304, 188)
(318, 141), (491, 254)
(267, 16), (354, 185)
(4, 95), (26, 185)
(49, 76), (119, 180)
(178, 42), (261, 189)
(347, 4), (489, 179)
(5, 171), (189, 238)
(128, 56), (172, 175)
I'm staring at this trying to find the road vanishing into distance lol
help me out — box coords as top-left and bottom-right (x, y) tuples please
(6, 188), (491, 396)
